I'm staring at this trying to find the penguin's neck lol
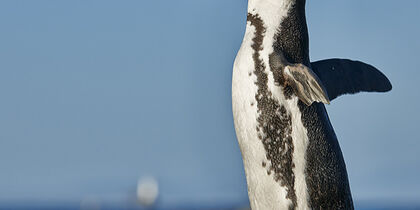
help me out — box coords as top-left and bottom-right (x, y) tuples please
(247, 0), (295, 31)
(247, 0), (309, 64)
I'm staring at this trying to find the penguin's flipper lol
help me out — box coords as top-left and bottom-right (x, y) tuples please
(311, 59), (392, 101)
(283, 63), (331, 106)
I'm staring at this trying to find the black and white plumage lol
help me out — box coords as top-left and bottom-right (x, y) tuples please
(232, 0), (391, 209)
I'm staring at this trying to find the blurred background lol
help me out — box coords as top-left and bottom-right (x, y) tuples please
(0, 0), (419, 209)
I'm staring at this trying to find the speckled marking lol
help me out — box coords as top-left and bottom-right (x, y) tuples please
(247, 13), (297, 209)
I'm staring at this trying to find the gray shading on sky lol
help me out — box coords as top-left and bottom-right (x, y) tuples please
(0, 0), (419, 209)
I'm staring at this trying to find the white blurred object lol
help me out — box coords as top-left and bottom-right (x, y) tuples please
(137, 176), (159, 206)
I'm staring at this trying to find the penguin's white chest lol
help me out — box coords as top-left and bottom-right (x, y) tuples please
(232, 46), (292, 209)
(232, 17), (311, 210)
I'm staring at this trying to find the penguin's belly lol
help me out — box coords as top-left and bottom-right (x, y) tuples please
(232, 45), (311, 209)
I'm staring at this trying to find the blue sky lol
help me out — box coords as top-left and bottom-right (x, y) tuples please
(0, 0), (419, 207)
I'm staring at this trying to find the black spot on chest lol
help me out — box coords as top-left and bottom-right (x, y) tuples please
(247, 13), (297, 209)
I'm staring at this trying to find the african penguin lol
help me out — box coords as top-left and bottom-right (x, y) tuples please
(232, 0), (392, 209)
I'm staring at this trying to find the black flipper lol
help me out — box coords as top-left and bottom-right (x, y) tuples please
(311, 59), (392, 101)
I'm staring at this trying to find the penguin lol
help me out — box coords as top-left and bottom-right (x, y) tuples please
(231, 0), (392, 209)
